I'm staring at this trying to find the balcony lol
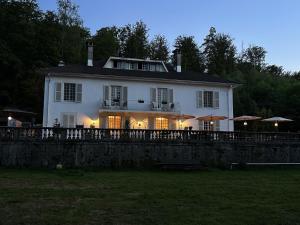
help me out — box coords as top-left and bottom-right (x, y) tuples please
(100, 99), (181, 113)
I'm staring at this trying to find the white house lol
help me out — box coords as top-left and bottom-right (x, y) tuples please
(43, 45), (238, 131)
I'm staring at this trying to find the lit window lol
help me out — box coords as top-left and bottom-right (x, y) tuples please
(203, 91), (213, 108)
(64, 83), (76, 102)
(155, 117), (168, 129)
(108, 116), (121, 129)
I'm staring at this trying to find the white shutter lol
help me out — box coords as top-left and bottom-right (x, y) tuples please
(55, 82), (62, 102)
(69, 114), (75, 128)
(150, 88), (156, 103)
(62, 114), (68, 127)
(196, 91), (203, 108)
(215, 120), (220, 131)
(76, 84), (82, 103)
(103, 85), (109, 101)
(199, 120), (204, 131)
(122, 86), (128, 107)
(168, 89), (173, 103)
(213, 91), (219, 109)
(148, 117), (154, 129)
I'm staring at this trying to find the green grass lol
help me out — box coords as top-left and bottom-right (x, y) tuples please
(1, 168), (300, 225)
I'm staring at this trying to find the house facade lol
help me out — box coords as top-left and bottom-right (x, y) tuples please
(43, 46), (237, 131)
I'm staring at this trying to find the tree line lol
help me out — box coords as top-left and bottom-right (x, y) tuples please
(0, 0), (299, 130)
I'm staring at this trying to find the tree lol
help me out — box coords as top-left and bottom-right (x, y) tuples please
(92, 27), (119, 60)
(172, 36), (205, 72)
(241, 45), (266, 71)
(122, 21), (149, 59)
(202, 27), (237, 75)
(263, 64), (284, 76)
(149, 35), (169, 61)
(56, 0), (88, 63)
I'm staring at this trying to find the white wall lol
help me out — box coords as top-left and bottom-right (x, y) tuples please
(43, 76), (234, 131)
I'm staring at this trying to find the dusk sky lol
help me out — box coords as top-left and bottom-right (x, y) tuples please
(38, 0), (300, 72)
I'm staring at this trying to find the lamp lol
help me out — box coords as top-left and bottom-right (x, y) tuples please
(210, 121), (214, 125)
(8, 116), (12, 121)
(243, 121), (248, 126)
(274, 122), (278, 127)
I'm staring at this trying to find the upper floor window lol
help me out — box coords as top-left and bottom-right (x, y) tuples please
(54, 82), (82, 103)
(111, 86), (121, 106)
(196, 90), (219, 109)
(150, 87), (173, 109)
(103, 85), (128, 108)
(64, 83), (76, 102)
(111, 59), (167, 72)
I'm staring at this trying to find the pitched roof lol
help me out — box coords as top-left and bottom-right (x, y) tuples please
(43, 61), (238, 85)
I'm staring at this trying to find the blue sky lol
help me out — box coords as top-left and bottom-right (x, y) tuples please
(38, 0), (300, 72)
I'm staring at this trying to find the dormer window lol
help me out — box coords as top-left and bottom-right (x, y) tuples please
(104, 57), (168, 72)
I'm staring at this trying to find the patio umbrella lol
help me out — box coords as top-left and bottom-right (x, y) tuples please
(232, 115), (261, 121)
(170, 114), (195, 120)
(232, 115), (261, 127)
(262, 117), (293, 128)
(196, 115), (228, 121)
(170, 114), (195, 130)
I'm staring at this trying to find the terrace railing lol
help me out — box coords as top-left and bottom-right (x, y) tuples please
(0, 127), (300, 143)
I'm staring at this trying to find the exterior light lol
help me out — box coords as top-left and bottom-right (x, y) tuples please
(210, 121), (214, 125)
(8, 116), (12, 121)
(274, 122), (278, 127)
(243, 121), (248, 126)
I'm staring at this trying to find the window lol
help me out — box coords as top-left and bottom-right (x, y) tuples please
(157, 88), (168, 108)
(142, 63), (149, 71)
(108, 116), (121, 129)
(197, 91), (219, 108)
(155, 117), (168, 129)
(64, 83), (76, 102)
(203, 91), (213, 108)
(111, 86), (121, 106)
(130, 63), (138, 70)
(199, 120), (220, 131)
(63, 83), (82, 103)
(62, 113), (76, 128)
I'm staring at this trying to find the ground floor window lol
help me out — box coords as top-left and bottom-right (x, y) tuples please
(199, 120), (220, 131)
(155, 117), (168, 129)
(108, 116), (121, 129)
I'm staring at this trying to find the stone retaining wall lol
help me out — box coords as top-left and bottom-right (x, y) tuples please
(1, 141), (300, 168)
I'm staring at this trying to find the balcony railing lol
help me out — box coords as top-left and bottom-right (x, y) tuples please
(100, 100), (180, 112)
(1, 127), (300, 143)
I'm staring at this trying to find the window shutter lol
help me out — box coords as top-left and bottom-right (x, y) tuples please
(215, 120), (220, 131)
(103, 85), (109, 101)
(150, 88), (156, 103)
(62, 114), (68, 127)
(148, 117), (154, 129)
(168, 89), (173, 103)
(198, 120), (204, 131)
(196, 91), (203, 108)
(213, 91), (219, 108)
(69, 114), (75, 128)
(55, 82), (62, 102)
(122, 86), (128, 107)
(76, 84), (82, 103)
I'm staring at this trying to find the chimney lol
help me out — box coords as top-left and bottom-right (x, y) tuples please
(87, 41), (93, 67)
(176, 52), (181, 72)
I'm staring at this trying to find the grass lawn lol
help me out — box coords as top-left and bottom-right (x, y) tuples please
(1, 168), (300, 225)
